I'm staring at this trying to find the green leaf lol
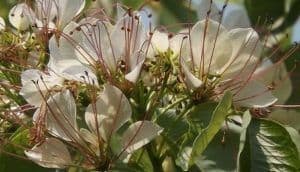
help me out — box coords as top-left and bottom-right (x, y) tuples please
(130, 149), (154, 172)
(122, 0), (143, 9)
(157, 109), (189, 142)
(0, 154), (53, 172)
(245, 0), (285, 25)
(188, 92), (233, 168)
(196, 120), (242, 172)
(238, 116), (300, 172)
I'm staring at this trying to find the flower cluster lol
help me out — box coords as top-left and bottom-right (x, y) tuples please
(0, 0), (298, 171)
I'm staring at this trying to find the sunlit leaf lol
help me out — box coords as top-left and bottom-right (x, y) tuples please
(238, 115), (300, 172)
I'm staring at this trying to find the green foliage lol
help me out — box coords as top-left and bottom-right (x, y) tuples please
(0, 128), (52, 172)
(196, 121), (241, 172)
(188, 92), (233, 168)
(238, 113), (300, 172)
(245, 0), (285, 25)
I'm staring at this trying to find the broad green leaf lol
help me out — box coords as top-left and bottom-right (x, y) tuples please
(196, 121), (242, 172)
(157, 109), (189, 141)
(188, 92), (233, 168)
(130, 149), (154, 172)
(238, 116), (300, 172)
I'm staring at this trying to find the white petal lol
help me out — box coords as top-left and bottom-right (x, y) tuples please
(125, 51), (145, 83)
(254, 60), (292, 104)
(55, 0), (85, 29)
(125, 60), (144, 83)
(233, 80), (278, 108)
(169, 32), (187, 56)
(188, 19), (232, 75)
(35, 0), (57, 21)
(20, 69), (63, 107)
(46, 90), (78, 142)
(0, 17), (5, 30)
(111, 12), (146, 61)
(221, 28), (261, 79)
(85, 84), (132, 141)
(9, 3), (35, 30)
(151, 30), (169, 53)
(25, 138), (71, 169)
(121, 121), (163, 154)
(75, 21), (117, 71)
(181, 60), (203, 90)
(116, 3), (126, 20)
(48, 32), (98, 84)
(79, 128), (100, 155)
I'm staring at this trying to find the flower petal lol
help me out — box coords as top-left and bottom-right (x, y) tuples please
(9, 3), (35, 30)
(253, 59), (292, 104)
(121, 121), (163, 154)
(0, 17), (5, 30)
(19, 69), (63, 107)
(188, 19), (232, 75)
(181, 60), (203, 90)
(35, 0), (57, 21)
(233, 80), (278, 108)
(25, 138), (71, 169)
(55, 0), (85, 29)
(221, 28), (261, 79)
(150, 30), (169, 53)
(46, 90), (78, 142)
(85, 84), (132, 141)
(48, 24), (98, 84)
(254, 60), (292, 104)
(111, 12), (146, 61)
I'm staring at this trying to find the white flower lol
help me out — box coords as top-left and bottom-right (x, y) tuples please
(0, 17), (5, 30)
(48, 22), (98, 84)
(8, 0), (85, 31)
(27, 84), (162, 168)
(180, 19), (277, 108)
(196, 0), (251, 29)
(84, 84), (163, 156)
(25, 138), (72, 169)
(65, 9), (148, 83)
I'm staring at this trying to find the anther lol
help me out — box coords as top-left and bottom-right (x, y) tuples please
(76, 27), (81, 31)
